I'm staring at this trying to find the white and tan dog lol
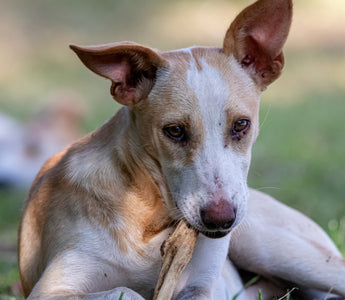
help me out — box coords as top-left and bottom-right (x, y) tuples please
(18, 0), (345, 299)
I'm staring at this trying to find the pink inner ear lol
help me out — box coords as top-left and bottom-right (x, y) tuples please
(106, 61), (139, 105)
(251, 27), (269, 46)
(249, 1), (292, 57)
(110, 82), (137, 105)
(250, 21), (286, 57)
(70, 43), (167, 106)
(100, 60), (131, 84)
(101, 60), (141, 105)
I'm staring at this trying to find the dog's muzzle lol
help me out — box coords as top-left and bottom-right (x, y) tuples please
(199, 198), (236, 239)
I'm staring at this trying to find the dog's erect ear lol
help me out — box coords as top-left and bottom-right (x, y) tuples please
(70, 42), (167, 106)
(223, 0), (292, 90)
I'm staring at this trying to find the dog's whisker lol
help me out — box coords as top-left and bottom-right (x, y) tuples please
(259, 104), (272, 130)
(255, 186), (280, 191)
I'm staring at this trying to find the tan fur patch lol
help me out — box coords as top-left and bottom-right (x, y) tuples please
(120, 172), (172, 245)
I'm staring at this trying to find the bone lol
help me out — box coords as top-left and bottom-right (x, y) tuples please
(153, 219), (199, 300)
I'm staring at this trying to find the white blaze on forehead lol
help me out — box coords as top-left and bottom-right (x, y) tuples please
(186, 52), (230, 142)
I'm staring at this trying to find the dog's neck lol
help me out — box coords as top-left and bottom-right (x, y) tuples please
(65, 106), (173, 246)
(117, 108), (174, 242)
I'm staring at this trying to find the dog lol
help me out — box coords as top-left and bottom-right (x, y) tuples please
(18, 0), (345, 299)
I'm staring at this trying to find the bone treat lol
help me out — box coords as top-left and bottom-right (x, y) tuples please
(153, 219), (199, 300)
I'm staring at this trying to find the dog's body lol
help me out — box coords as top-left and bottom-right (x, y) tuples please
(18, 0), (345, 299)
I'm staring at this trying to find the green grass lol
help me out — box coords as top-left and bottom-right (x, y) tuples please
(328, 217), (345, 255)
(0, 190), (24, 299)
(275, 288), (297, 300)
(118, 291), (124, 300)
(249, 94), (345, 229)
(0, 260), (22, 299)
(233, 276), (297, 300)
(232, 275), (261, 300)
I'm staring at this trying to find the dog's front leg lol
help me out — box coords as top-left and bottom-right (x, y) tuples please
(25, 250), (146, 300)
(173, 233), (232, 300)
(28, 287), (145, 300)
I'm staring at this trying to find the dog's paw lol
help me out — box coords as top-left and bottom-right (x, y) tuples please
(174, 285), (211, 300)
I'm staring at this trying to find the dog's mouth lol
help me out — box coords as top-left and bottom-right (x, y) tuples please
(200, 229), (231, 239)
(187, 220), (233, 239)
(174, 197), (236, 239)
(176, 207), (235, 239)
(179, 218), (232, 239)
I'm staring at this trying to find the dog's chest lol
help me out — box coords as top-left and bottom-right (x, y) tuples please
(116, 227), (173, 298)
(79, 222), (172, 293)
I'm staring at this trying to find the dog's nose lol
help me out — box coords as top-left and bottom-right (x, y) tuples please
(200, 198), (236, 231)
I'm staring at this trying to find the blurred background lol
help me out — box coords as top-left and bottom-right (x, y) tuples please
(0, 0), (344, 297)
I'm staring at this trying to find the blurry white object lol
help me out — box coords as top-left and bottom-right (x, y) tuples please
(0, 92), (85, 188)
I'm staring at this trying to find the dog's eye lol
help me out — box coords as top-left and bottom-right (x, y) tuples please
(231, 119), (250, 140)
(163, 125), (186, 142)
(233, 119), (249, 132)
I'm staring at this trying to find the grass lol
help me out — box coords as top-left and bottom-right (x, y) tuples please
(118, 291), (124, 300)
(258, 288), (297, 300)
(0, 190), (24, 299)
(249, 94), (345, 229)
(233, 276), (297, 300)
(0, 261), (22, 299)
(232, 275), (261, 300)
(328, 217), (345, 255)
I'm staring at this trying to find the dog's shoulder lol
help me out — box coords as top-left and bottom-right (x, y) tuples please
(24, 133), (89, 201)
(25, 108), (128, 201)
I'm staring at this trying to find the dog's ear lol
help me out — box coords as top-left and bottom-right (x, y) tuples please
(70, 42), (167, 106)
(223, 0), (292, 90)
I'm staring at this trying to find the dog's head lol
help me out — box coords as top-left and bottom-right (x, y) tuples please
(71, 0), (292, 238)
